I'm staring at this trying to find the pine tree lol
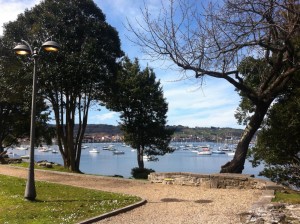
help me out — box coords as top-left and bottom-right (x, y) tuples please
(106, 57), (174, 169)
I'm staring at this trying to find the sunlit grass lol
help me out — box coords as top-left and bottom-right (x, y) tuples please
(273, 190), (300, 204)
(0, 175), (141, 224)
(11, 162), (70, 172)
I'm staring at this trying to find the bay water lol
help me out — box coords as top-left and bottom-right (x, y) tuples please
(11, 142), (265, 179)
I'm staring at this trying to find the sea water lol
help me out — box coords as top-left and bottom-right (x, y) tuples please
(10, 142), (266, 179)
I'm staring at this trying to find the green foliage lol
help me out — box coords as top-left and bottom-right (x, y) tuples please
(0, 37), (53, 151)
(234, 57), (300, 184)
(251, 81), (300, 189)
(1, 0), (123, 170)
(105, 57), (174, 168)
(234, 57), (272, 125)
(131, 167), (155, 179)
(0, 174), (141, 224)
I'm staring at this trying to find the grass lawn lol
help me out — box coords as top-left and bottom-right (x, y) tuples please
(0, 174), (141, 224)
(10, 162), (71, 172)
(273, 189), (300, 204)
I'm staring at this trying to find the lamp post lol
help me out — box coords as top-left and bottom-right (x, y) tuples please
(14, 40), (60, 200)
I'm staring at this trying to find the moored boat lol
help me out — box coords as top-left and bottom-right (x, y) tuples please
(143, 155), (156, 161)
(15, 146), (28, 150)
(39, 146), (52, 152)
(227, 151), (235, 156)
(102, 145), (115, 151)
(212, 150), (226, 154)
(113, 150), (125, 155)
(89, 148), (100, 153)
(198, 151), (212, 155)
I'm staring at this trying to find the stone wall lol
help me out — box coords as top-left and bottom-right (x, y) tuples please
(148, 172), (280, 190)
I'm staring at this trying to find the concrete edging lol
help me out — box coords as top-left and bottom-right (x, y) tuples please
(251, 190), (275, 210)
(78, 199), (147, 224)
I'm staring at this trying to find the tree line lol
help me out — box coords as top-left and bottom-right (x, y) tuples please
(76, 124), (244, 142)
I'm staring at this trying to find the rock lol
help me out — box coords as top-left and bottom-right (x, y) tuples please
(148, 172), (278, 189)
(45, 163), (53, 168)
(37, 160), (53, 168)
(245, 203), (300, 223)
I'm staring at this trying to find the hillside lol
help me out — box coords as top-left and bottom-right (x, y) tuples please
(78, 124), (244, 142)
(83, 124), (121, 136)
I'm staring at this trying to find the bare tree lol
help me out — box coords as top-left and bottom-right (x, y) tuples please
(128, 0), (300, 173)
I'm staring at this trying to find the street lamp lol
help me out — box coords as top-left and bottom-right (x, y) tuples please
(14, 39), (60, 200)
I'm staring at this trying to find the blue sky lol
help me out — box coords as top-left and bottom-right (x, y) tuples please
(0, 0), (244, 129)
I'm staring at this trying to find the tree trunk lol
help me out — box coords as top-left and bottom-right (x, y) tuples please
(137, 146), (144, 169)
(74, 110), (88, 173)
(74, 144), (82, 173)
(220, 101), (272, 173)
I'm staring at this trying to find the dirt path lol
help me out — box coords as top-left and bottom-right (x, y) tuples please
(0, 165), (262, 224)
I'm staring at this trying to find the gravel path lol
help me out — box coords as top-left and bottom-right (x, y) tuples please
(0, 165), (262, 224)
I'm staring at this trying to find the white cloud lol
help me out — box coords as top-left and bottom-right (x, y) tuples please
(88, 111), (120, 124)
(0, 0), (42, 36)
(167, 105), (240, 128)
(163, 76), (242, 128)
(0, 0), (245, 129)
(166, 78), (238, 107)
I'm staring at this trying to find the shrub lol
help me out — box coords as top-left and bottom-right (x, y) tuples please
(131, 167), (155, 179)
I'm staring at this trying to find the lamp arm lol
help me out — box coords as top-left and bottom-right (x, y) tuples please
(44, 35), (53, 42)
(20, 39), (34, 55)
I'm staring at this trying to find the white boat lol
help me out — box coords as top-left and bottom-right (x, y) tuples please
(143, 155), (156, 161)
(212, 150), (226, 154)
(227, 152), (235, 156)
(198, 151), (212, 155)
(102, 145), (115, 151)
(20, 155), (30, 159)
(197, 145), (212, 155)
(221, 144), (231, 151)
(113, 150), (125, 155)
(52, 149), (59, 154)
(198, 145), (211, 151)
(39, 147), (51, 152)
(81, 145), (89, 149)
(15, 146), (28, 150)
(89, 148), (100, 153)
